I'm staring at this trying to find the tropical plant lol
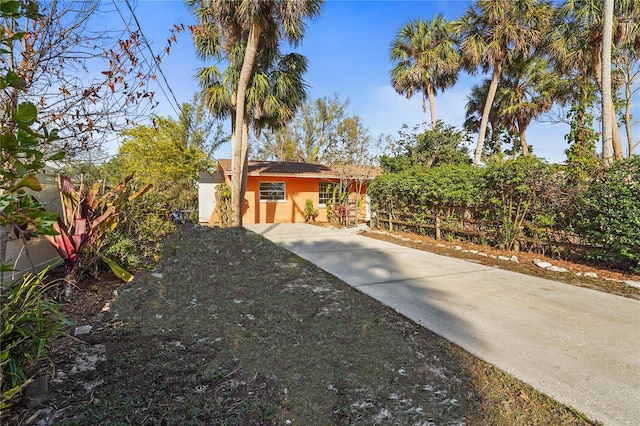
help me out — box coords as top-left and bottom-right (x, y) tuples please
(0, 268), (68, 410)
(44, 173), (151, 295)
(188, 0), (323, 226)
(464, 80), (506, 158)
(455, 0), (553, 165)
(390, 15), (460, 127)
(495, 55), (559, 156)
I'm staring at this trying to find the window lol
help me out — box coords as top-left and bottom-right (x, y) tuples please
(319, 181), (335, 206)
(259, 182), (285, 201)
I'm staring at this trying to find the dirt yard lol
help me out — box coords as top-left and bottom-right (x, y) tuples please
(5, 224), (605, 425)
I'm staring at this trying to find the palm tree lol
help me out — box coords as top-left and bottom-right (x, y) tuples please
(455, 0), (552, 166)
(464, 80), (505, 157)
(545, 0), (639, 161)
(390, 15), (459, 127)
(188, 0), (323, 226)
(497, 55), (559, 156)
(601, 0), (614, 163)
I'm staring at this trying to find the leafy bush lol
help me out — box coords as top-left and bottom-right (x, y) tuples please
(303, 199), (319, 222)
(574, 157), (640, 271)
(479, 156), (554, 249)
(103, 188), (174, 270)
(369, 164), (481, 213)
(1, 269), (69, 410)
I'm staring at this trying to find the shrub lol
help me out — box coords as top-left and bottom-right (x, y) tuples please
(369, 164), (481, 213)
(303, 199), (319, 222)
(479, 156), (554, 249)
(574, 157), (640, 271)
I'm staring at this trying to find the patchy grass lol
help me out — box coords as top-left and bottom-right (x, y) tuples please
(6, 225), (599, 425)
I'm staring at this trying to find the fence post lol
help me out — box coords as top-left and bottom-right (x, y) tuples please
(388, 211), (393, 232)
(435, 207), (441, 240)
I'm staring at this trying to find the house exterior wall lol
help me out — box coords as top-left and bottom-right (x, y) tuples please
(232, 176), (367, 224)
(209, 165), (370, 225)
(243, 176), (324, 224)
(198, 182), (218, 223)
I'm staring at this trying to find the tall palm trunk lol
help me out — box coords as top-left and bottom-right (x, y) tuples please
(426, 84), (437, 127)
(473, 64), (501, 165)
(231, 23), (262, 226)
(517, 118), (529, 156)
(240, 120), (250, 214)
(601, 0), (614, 164)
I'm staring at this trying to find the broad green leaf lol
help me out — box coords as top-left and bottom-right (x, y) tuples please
(46, 151), (66, 161)
(0, 1), (21, 15)
(13, 102), (37, 125)
(4, 70), (25, 89)
(11, 175), (42, 192)
(100, 255), (134, 283)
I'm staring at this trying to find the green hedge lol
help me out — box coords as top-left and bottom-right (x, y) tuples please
(369, 156), (639, 272)
(574, 157), (640, 272)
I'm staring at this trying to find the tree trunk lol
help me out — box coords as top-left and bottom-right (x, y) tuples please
(624, 76), (634, 157)
(473, 64), (501, 166)
(231, 23), (262, 227)
(611, 103), (624, 159)
(601, 0), (614, 165)
(426, 83), (437, 128)
(240, 120), (250, 216)
(518, 119), (529, 156)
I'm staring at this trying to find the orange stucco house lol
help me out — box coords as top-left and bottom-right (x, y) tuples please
(202, 159), (379, 225)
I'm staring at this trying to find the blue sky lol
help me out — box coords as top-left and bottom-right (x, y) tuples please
(104, 0), (638, 164)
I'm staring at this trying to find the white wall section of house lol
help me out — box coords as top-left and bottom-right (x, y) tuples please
(198, 171), (225, 224)
(198, 182), (218, 223)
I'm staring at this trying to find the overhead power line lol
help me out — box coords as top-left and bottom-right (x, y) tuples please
(111, 0), (182, 117)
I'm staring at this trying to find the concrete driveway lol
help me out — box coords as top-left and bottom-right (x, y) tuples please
(245, 223), (640, 426)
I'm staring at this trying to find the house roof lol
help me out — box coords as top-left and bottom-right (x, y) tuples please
(198, 170), (226, 183)
(217, 159), (380, 180)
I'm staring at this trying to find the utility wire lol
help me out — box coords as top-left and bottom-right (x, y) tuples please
(112, 0), (182, 117)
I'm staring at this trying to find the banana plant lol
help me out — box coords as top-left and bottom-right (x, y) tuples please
(45, 173), (151, 290)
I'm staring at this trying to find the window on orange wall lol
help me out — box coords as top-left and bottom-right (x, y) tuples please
(318, 182), (332, 206)
(259, 182), (285, 201)
(319, 181), (342, 206)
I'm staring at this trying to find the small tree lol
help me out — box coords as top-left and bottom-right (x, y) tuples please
(381, 121), (471, 173)
(1, 0), (185, 156)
